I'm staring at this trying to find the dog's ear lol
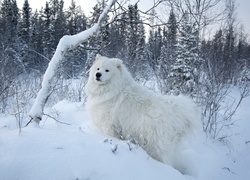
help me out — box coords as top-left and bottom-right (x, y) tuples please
(95, 54), (102, 61)
(115, 59), (123, 71)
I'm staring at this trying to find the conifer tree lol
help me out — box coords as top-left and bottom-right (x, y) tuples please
(166, 8), (177, 65)
(63, 1), (88, 78)
(125, 4), (146, 77)
(29, 10), (46, 72)
(146, 27), (163, 72)
(0, 0), (19, 45)
(20, 0), (31, 44)
(42, 2), (53, 58)
(126, 4), (139, 72)
(88, 0), (111, 58)
(168, 12), (200, 96)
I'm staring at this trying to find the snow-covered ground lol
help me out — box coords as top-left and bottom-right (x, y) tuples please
(0, 89), (249, 180)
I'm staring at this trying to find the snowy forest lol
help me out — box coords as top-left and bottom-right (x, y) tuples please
(0, 0), (250, 139)
(1, 0), (250, 179)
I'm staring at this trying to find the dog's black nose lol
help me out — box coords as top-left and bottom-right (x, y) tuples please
(96, 72), (102, 78)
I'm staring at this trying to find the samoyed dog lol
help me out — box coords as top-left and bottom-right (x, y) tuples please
(85, 54), (200, 167)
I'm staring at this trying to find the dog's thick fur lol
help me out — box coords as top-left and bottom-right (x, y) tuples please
(85, 54), (200, 166)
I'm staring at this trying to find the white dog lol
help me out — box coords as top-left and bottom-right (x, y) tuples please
(85, 54), (200, 167)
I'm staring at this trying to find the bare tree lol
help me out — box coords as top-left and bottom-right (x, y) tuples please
(222, 0), (239, 82)
(166, 0), (224, 41)
(28, 0), (116, 124)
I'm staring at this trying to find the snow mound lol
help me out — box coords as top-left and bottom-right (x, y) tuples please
(0, 101), (188, 180)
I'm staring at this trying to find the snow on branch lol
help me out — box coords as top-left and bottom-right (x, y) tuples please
(29, 0), (116, 124)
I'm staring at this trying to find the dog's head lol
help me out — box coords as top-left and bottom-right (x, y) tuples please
(89, 54), (123, 85)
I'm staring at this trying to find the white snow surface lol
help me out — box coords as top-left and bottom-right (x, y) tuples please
(0, 90), (250, 180)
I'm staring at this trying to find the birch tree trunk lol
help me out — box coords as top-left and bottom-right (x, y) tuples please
(29, 0), (115, 124)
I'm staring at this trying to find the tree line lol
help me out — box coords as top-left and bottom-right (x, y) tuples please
(1, 0), (249, 87)
(0, 0), (250, 137)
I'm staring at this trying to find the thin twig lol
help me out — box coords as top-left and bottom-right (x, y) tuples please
(44, 113), (72, 125)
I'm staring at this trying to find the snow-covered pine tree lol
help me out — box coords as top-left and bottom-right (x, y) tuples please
(0, 0), (19, 45)
(87, 0), (113, 64)
(146, 27), (163, 72)
(63, 1), (88, 78)
(156, 44), (170, 94)
(168, 11), (200, 96)
(0, 0), (20, 112)
(134, 20), (148, 80)
(124, 4), (146, 78)
(20, 0), (31, 45)
(53, 0), (67, 48)
(237, 27), (250, 86)
(166, 8), (177, 65)
(156, 9), (178, 94)
(19, 0), (32, 71)
(42, 2), (53, 59)
(0, 0), (26, 75)
(29, 11), (45, 72)
(111, 12), (127, 59)
(125, 4), (139, 75)
(107, 13), (124, 58)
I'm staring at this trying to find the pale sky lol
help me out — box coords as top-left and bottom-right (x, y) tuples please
(237, 0), (250, 33)
(13, 0), (250, 36)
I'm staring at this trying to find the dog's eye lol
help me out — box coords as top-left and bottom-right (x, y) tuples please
(97, 68), (99, 70)
(105, 69), (109, 72)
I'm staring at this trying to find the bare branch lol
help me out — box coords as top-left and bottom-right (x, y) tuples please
(28, 0), (116, 124)
(44, 113), (72, 126)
